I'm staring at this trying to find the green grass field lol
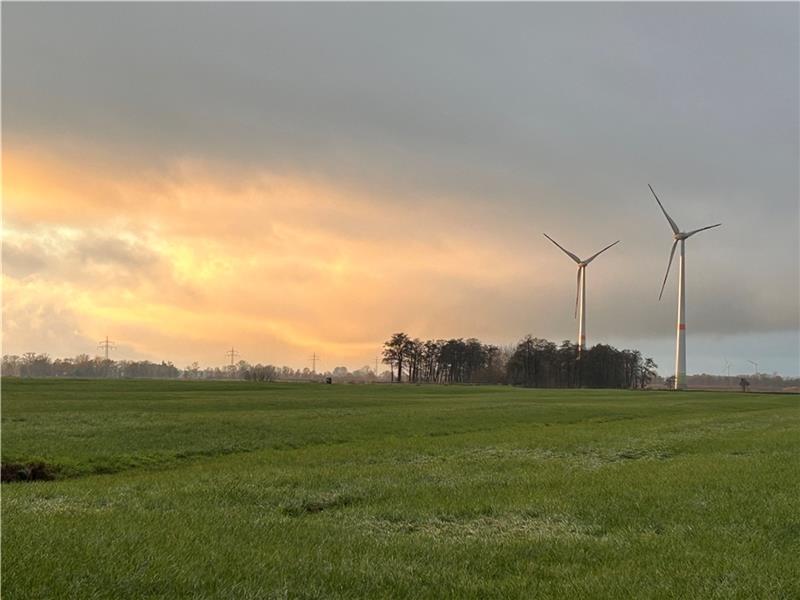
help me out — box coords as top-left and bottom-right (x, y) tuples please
(2, 379), (798, 599)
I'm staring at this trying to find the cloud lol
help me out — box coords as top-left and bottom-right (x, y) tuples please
(3, 227), (159, 279)
(2, 285), (101, 359)
(2, 239), (48, 279)
(3, 152), (540, 366)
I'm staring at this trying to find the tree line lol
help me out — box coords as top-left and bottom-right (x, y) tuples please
(2, 353), (180, 379)
(9, 344), (795, 391)
(382, 332), (658, 388)
(1, 354), (386, 382)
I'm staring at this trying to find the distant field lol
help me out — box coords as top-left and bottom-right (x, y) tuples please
(2, 379), (798, 599)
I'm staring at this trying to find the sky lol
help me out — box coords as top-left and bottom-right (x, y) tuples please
(2, 2), (799, 376)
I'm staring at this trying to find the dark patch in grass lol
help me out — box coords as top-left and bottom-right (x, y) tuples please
(616, 450), (647, 460)
(1, 462), (56, 483)
(3, 445), (261, 483)
(365, 512), (605, 541)
(558, 446), (676, 469)
(282, 492), (359, 517)
(605, 448), (674, 462)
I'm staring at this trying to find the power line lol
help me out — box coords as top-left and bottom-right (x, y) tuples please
(226, 347), (240, 368)
(98, 336), (116, 360)
(310, 353), (319, 374)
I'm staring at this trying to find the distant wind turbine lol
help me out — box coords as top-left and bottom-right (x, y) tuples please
(650, 184), (721, 390)
(543, 234), (620, 355)
(747, 360), (759, 375)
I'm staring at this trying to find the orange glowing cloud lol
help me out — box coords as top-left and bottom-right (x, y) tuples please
(3, 145), (550, 368)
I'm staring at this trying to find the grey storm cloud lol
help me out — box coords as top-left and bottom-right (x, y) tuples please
(2, 2), (798, 372)
(4, 3), (797, 202)
(3, 231), (160, 283)
(1, 240), (48, 279)
(72, 236), (158, 270)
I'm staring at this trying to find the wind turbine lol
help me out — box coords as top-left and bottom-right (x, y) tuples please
(650, 184), (721, 390)
(747, 360), (759, 376)
(724, 358), (732, 386)
(543, 234), (620, 355)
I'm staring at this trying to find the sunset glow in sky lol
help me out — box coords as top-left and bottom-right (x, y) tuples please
(3, 3), (798, 374)
(4, 146), (538, 367)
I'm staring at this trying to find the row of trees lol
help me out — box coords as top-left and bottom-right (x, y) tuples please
(382, 333), (503, 384)
(2, 354), (180, 379)
(506, 337), (657, 388)
(242, 365), (278, 382)
(185, 361), (388, 382)
(12, 343), (794, 391)
(382, 333), (658, 388)
(4, 337), (657, 388)
(1, 354), (388, 382)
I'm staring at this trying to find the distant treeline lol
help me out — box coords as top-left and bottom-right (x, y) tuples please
(0, 339), (661, 388)
(382, 333), (658, 389)
(0, 353), (384, 382)
(684, 373), (800, 392)
(5, 348), (797, 391)
(185, 363), (383, 382)
(2, 353), (181, 379)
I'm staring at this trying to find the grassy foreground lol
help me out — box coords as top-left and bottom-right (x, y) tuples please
(2, 379), (798, 599)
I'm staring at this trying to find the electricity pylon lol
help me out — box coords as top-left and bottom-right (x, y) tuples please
(98, 336), (116, 360)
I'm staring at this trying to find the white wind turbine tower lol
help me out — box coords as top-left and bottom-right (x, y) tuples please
(650, 184), (721, 390)
(543, 234), (620, 356)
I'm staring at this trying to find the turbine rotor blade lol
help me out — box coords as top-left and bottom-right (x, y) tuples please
(686, 223), (722, 238)
(543, 233), (581, 264)
(659, 239), (678, 300)
(575, 267), (581, 319)
(584, 240), (621, 264)
(649, 184), (680, 234)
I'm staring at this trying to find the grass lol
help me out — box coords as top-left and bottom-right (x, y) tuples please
(2, 378), (798, 598)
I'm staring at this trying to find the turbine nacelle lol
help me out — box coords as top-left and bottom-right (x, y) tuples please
(543, 233), (620, 268)
(674, 226), (720, 242)
(649, 184), (721, 300)
(543, 233), (620, 322)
